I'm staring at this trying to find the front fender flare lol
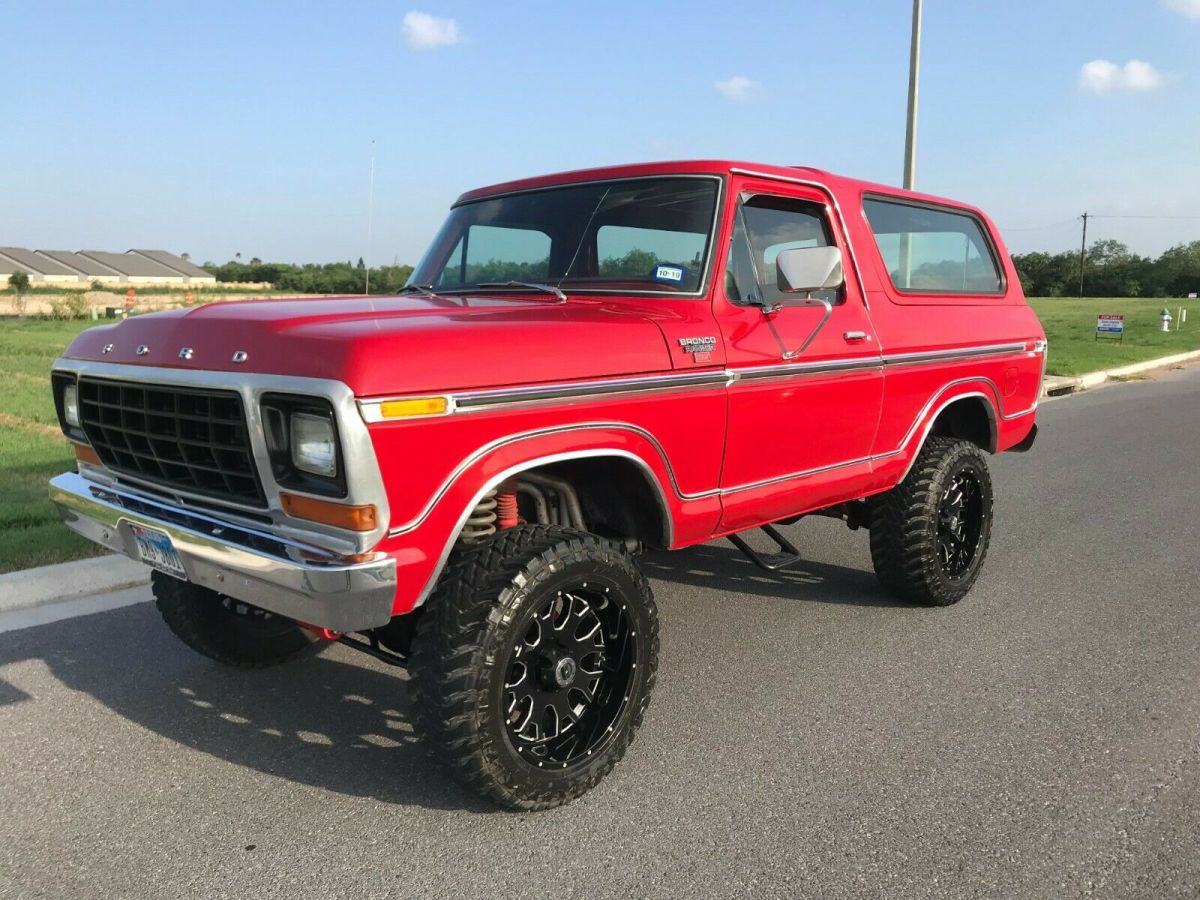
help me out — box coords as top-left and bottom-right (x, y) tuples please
(379, 422), (686, 614)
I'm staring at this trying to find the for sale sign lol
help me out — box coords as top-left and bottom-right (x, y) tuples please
(1096, 314), (1124, 341)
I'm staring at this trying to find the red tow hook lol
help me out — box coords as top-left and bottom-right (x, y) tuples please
(299, 622), (342, 641)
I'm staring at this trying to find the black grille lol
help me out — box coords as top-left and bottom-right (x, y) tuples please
(78, 378), (265, 507)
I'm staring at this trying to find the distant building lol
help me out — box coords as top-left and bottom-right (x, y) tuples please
(35, 250), (122, 284)
(0, 248), (214, 287)
(129, 250), (216, 284)
(0, 247), (82, 284)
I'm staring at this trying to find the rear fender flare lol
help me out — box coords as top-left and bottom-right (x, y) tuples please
(894, 382), (1001, 482)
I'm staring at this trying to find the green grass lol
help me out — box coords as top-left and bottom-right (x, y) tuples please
(1029, 298), (1200, 377)
(0, 319), (104, 573)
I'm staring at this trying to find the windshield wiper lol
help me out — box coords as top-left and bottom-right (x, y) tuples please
(399, 283), (445, 297)
(474, 281), (567, 303)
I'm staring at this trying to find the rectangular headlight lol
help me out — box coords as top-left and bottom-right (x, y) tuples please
(290, 412), (337, 477)
(63, 384), (80, 428)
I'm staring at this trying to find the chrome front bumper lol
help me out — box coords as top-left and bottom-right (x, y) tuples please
(49, 472), (397, 632)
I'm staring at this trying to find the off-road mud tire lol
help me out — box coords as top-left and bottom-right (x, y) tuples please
(152, 572), (320, 667)
(409, 525), (659, 811)
(869, 437), (994, 606)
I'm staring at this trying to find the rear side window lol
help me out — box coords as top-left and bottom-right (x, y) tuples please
(863, 197), (1003, 294)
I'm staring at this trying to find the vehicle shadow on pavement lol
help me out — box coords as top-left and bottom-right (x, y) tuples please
(0, 537), (895, 810)
(640, 538), (905, 607)
(0, 603), (497, 813)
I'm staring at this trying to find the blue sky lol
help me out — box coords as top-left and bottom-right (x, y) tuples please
(6, 1), (1200, 266)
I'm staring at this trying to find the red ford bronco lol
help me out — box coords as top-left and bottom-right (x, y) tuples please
(49, 160), (1045, 809)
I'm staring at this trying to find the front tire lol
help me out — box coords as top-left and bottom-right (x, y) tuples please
(152, 573), (320, 667)
(869, 437), (994, 606)
(409, 525), (659, 811)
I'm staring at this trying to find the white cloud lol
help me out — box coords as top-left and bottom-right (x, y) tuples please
(714, 75), (759, 101)
(402, 11), (461, 50)
(1164, 0), (1200, 20)
(1078, 59), (1163, 94)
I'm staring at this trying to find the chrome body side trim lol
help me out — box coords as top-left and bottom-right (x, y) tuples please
(359, 370), (731, 423)
(729, 356), (883, 382)
(50, 359), (391, 555)
(49, 472), (397, 632)
(455, 370), (729, 410)
(880, 341), (1029, 367)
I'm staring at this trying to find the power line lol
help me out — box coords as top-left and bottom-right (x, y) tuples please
(1002, 214), (1200, 232)
(1000, 217), (1081, 232)
(1087, 214), (1200, 220)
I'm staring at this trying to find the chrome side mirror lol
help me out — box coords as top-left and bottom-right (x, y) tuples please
(775, 246), (844, 293)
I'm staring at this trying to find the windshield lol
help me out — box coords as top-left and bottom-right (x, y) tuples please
(409, 177), (721, 295)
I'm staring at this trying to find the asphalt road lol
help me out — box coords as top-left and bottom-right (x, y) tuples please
(3, 367), (1200, 899)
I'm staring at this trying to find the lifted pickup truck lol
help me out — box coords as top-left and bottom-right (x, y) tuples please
(49, 160), (1045, 809)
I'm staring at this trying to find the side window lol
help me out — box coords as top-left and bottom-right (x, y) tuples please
(725, 195), (842, 306)
(437, 225), (551, 286)
(862, 197), (1003, 294)
(596, 225), (706, 290)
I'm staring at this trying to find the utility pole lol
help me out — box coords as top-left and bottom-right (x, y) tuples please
(1078, 211), (1089, 298)
(365, 139), (376, 296)
(902, 0), (923, 190)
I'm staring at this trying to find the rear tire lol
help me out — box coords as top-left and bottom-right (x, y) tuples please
(869, 437), (994, 606)
(409, 525), (659, 811)
(152, 573), (320, 668)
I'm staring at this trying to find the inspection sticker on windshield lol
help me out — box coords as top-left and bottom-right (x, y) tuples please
(654, 265), (685, 284)
(130, 523), (187, 580)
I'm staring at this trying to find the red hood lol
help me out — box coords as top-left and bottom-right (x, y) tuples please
(62, 294), (680, 395)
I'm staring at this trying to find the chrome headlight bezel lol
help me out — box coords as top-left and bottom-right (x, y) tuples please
(260, 394), (347, 498)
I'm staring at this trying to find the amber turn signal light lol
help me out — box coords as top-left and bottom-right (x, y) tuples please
(73, 443), (102, 466)
(280, 493), (378, 532)
(379, 396), (449, 418)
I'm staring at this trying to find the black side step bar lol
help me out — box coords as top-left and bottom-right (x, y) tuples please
(336, 632), (408, 668)
(727, 524), (804, 572)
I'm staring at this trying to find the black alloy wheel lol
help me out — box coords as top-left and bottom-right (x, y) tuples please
(502, 582), (636, 768)
(937, 469), (985, 579)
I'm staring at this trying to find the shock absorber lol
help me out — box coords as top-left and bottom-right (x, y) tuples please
(496, 479), (519, 530)
(461, 489), (498, 542)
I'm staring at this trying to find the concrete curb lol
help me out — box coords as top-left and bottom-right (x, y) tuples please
(0, 554), (149, 615)
(1041, 348), (1200, 398)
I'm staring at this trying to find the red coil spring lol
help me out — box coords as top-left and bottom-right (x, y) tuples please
(496, 481), (519, 530)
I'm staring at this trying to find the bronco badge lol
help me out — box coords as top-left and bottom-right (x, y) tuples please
(678, 336), (717, 360)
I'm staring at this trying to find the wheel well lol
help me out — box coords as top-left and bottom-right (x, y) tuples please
(929, 396), (997, 453)
(524, 457), (671, 550)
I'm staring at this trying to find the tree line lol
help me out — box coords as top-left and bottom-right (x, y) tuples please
(1012, 239), (1200, 298)
(204, 258), (414, 294)
(200, 237), (1200, 299)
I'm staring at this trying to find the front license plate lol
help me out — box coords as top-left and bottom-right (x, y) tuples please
(130, 524), (187, 580)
